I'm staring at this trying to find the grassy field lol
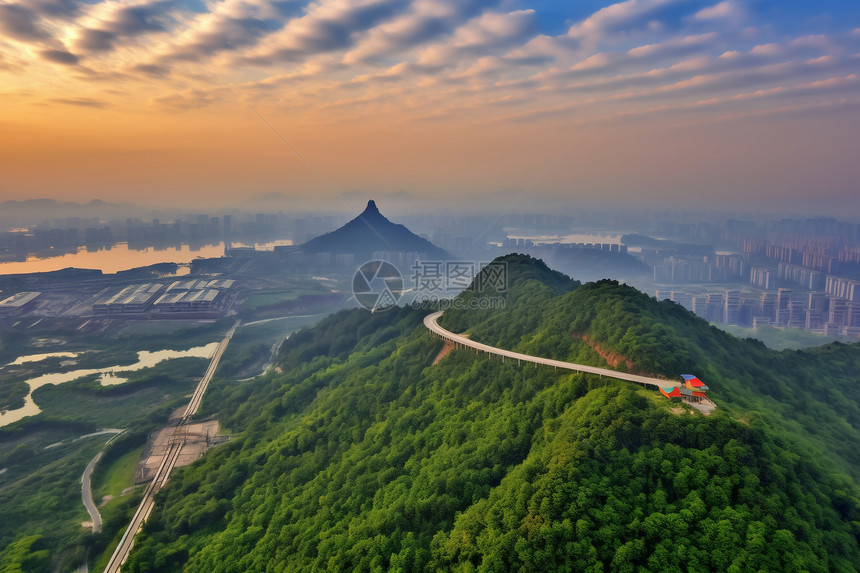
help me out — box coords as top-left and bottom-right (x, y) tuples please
(116, 320), (220, 338)
(95, 444), (144, 500)
(31, 357), (206, 428)
(243, 289), (321, 310)
(0, 318), (230, 366)
(0, 434), (111, 571)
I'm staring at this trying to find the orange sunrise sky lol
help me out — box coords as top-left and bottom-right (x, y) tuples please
(1, 0), (859, 213)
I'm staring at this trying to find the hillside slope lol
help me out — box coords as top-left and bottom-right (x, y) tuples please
(442, 255), (860, 481)
(118, 255), (860, 572)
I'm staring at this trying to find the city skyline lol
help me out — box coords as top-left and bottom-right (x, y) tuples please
(1, 0), (859, 214)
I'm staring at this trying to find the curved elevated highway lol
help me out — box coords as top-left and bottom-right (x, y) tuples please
(424, 311), (673, 389)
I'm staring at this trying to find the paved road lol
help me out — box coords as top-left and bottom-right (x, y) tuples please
(424, 311), (672, 389)
(81, 451), (104, 533)
(242, 313), (325, 327)
(75, 550), (89, 573)
(104, 321), (239, 573)
(182, 321), (238, 419)
(79, 429), (125, 540)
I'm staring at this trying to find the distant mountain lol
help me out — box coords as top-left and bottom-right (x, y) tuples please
(301, 199), (451, 260)
(0, 198), (144, 224)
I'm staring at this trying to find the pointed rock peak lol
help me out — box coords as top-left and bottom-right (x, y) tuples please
(301, 197), (451, 259)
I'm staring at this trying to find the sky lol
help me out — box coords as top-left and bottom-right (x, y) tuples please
(0, 0), (858, 214)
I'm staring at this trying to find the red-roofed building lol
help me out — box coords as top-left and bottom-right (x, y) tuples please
(681, 374), (708, 390)
(660, 386), (682, 398)
(660, 375), (709, 403)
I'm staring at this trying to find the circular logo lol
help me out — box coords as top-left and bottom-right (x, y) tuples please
(352, 260), (403, 312)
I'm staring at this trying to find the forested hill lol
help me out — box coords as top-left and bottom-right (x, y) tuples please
(124, 255), (860, 572)
(442, 254), (860, 481)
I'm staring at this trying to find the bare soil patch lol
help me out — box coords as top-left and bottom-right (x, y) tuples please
(135, 420), (227, 483)
(690, 398), (716, 416)
(432, 340), (456, 365)
(573, 334), (636, 371)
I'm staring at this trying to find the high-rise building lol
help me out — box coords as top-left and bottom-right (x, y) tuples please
(808, 292), (829, 313)
(829, 298), (849, 327)
(777, 288), (792, 311)
(724, 290), (741, 325)
(759, 292), (777, 322)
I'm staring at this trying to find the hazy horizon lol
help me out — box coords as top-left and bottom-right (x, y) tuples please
(2, 190), (859, 222)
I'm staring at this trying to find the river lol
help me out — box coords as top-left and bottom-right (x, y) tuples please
(0, 239), (294, 276)
(0, 343), (219, 427)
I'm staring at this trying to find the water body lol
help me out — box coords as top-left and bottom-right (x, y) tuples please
(8, 352), (79, 366)
(0, 239), (294, 276)
(0, 342), (218, 427)
(505, 231), (624, 245)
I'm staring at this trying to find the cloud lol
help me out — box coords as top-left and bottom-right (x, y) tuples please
(50, 97), (110, 108)
(238, 0), (411, 65)
(450, 10), (536, 50)
(40, 49), (80, 65)
(416, 9), (537, 67)
(0, 53), (14, 71)
(0, 0), (84, 43)
(76, 1), (180, 53)
(502, 34), (575, 66)
(148, 0), (306, 65)
(134, 63), (171, 77)
(566, 0), (704, 47)
(2, 0), (856, 143)
(0, 4), (50, 41)
(695, 1), (744, 25)
(452, 55), (506, 79)
(537, 33), (719, 84)
(153, 87), (227, 110)
(567, 52), (615, 75)
(343, 0), (497, 64)
(614, 53), (852, 103)
(350, 60), (440, 84)
(76, 29), (115, 52)
(29, 0), (81, 18)
(628, 32), (718, 59)
(162, 15), (283, 63)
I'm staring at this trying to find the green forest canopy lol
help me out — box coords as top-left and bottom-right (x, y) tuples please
(57, 254), (860, 571)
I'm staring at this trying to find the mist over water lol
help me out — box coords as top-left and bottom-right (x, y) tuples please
(0, 240), (294, 276)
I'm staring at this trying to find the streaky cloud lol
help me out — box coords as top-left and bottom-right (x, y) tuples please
(40, 49), (80, 65)
(51, 97), (110, 108)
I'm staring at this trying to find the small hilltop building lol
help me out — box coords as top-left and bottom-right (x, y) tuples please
(659, 374), (709, 403)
